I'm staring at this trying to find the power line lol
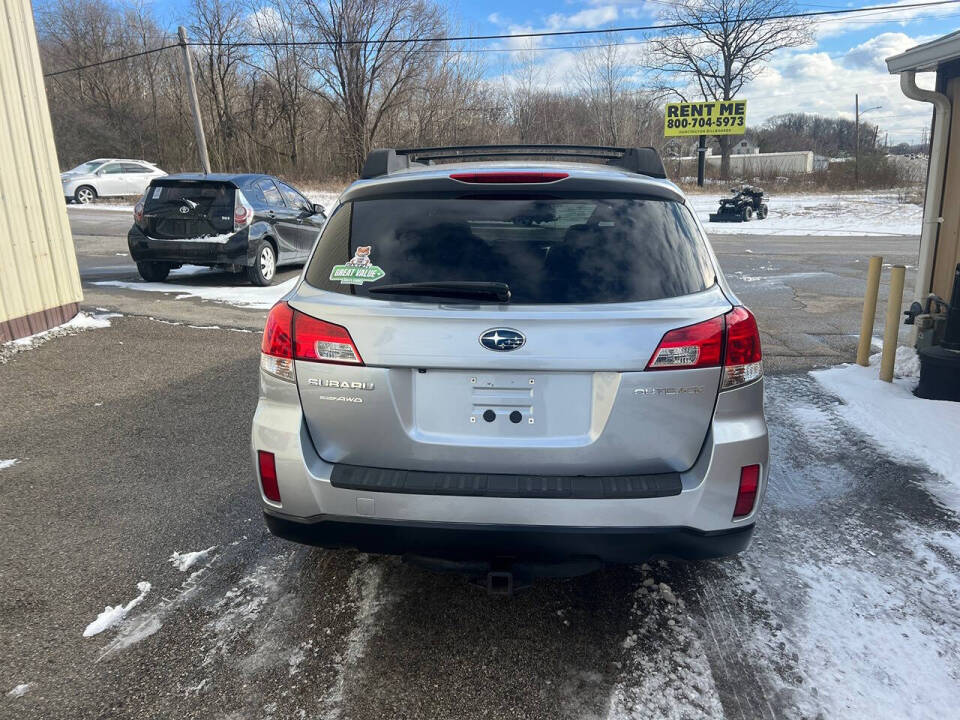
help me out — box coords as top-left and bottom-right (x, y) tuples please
(43, 43), (178, 78)
(207, 0), (960, 47)
(42, 0), (959, 77)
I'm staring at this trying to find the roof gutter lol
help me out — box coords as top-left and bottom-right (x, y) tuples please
(898, 70), (951, 302)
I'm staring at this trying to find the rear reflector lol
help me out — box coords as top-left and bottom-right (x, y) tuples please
(449, 171), (568, 184)
(646, 316), (724, 370)
(734, 464), (760, 518)
(258, 450), (281, 503)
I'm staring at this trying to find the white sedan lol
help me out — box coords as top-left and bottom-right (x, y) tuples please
(61, 159), (167, 204)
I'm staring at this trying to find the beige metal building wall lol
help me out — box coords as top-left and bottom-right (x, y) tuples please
(0, 0), (82, 342)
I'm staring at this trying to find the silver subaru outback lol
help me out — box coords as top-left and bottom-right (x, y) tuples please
(251, 145), (767, 584)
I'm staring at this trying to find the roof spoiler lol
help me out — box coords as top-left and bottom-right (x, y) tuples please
(359, 145), (667, 180)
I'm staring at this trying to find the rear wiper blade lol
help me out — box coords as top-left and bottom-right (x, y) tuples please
(367, 281), (511, 302)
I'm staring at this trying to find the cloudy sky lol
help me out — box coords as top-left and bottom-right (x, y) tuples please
(451, 0), (957, 144)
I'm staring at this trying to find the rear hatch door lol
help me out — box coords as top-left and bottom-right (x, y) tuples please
(292, 190), (728, 476)
(142, 180), (235, 239)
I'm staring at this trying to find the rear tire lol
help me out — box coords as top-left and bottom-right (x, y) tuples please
(247, 240), (277, 286)
(136, 261), (170, 282)
(74, 185), (96, 204)
(741, 206), (753, 222)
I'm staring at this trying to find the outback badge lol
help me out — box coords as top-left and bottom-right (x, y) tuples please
(479, 328), (525, 352)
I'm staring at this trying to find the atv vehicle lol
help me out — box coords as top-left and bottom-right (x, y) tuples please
(709, 185), (769, 222)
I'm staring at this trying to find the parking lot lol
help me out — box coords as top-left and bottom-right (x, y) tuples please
(3, 206), (958, 719)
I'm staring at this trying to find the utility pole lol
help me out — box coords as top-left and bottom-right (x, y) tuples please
(855, 93), (860, 189)
(178, 26), (211, 174)
(697, 134), (706, 188)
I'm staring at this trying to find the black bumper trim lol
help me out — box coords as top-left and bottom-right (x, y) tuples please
(127, 226), (251, 265)
(263, 511), (754, 564)
(329, 464), (682, 499)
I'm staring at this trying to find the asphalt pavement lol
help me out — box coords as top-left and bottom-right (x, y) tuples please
(1, 206), (954, 719)
(2, 316), (958, 719)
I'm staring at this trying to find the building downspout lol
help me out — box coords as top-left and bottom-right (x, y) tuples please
(899, 70), (951, 303)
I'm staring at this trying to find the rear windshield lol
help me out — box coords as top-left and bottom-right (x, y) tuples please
(303, 196), (715, 304)
(144, 181), (235, 212)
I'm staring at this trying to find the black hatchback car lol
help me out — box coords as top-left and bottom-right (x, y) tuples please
(128, 173), (327, 285)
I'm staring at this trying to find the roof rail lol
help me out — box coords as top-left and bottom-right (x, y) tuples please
(359, 145), (666, 180)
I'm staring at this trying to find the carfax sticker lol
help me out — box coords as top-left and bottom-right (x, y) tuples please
(329, 246), (385, 285)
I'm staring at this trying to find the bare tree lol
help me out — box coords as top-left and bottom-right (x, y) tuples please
(246, 0), (314, 170)
(190, 0), (249, 171)
(574, 34), (630, 146)
(649, 0), (813, 178)
(299, 0), (447, 174)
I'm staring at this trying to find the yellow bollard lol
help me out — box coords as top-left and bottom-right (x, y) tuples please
(856, 256), (883, 366)
(879, 265), (906, 383)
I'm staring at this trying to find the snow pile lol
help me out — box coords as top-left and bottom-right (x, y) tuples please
(7, 683), (33, 698)
(94, 277), (297, 310)
(1, 311), (120, 362)
(689, 193), (922, 236)
(83, 581), (151, 637)
(607, 563), (724, 719)
(169, 546), (216, 572)
(0, 459), (19, 470)
(811, 347), (960, 510)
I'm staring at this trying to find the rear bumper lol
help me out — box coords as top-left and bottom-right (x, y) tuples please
(263, 511), (754, 563)
(251, 373), (768, 563)
(127, 225), (252, 265)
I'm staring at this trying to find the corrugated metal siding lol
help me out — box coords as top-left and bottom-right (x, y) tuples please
(0, 0), (82, 341)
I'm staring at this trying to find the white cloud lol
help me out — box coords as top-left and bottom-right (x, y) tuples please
(742, 39), (937, 143)
(843, 32), (935, 71)
(545, 5), (619, 31)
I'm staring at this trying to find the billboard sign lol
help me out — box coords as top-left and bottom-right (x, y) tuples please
(664, 100), (747, 137)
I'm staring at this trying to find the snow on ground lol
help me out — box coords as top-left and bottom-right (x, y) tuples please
(1, 311), (120, 362)
(689, 192), (922, 236)
(67, 202), (135, 212)
(811, 347), (960, 511)
(7, 683), (33, 698)
(169, 546), (217, 572)
(305, 191), (341, 210)
(607, 564), (724, 720)
(0, 459), (19, 470)
(94, 277), (297, 310)
(83, 581), (152, 637)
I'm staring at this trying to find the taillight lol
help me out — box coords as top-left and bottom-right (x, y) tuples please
(646, 316), (724, 370)
(259, 302), (363, 381)
(293, 313), (363, 365)
(133, 200), (144, 224)
(257, 450), (281, 503)
(646, 306), (762, 390)
(722, 306), (762, 389)
(734, 464), (760, 518)
(260, 302), (295, 381)
(449, 171), (568, 183)
(234, 189), (254, 231)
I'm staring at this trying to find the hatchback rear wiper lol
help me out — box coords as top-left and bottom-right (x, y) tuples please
(367, 281), (511, 302)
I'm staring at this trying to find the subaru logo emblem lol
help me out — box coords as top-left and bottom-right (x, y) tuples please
(479, 328), (525, 352)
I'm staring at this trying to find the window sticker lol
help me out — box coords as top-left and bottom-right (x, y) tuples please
(152, 186), (163, 199)
(330, 246), (385, 285)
